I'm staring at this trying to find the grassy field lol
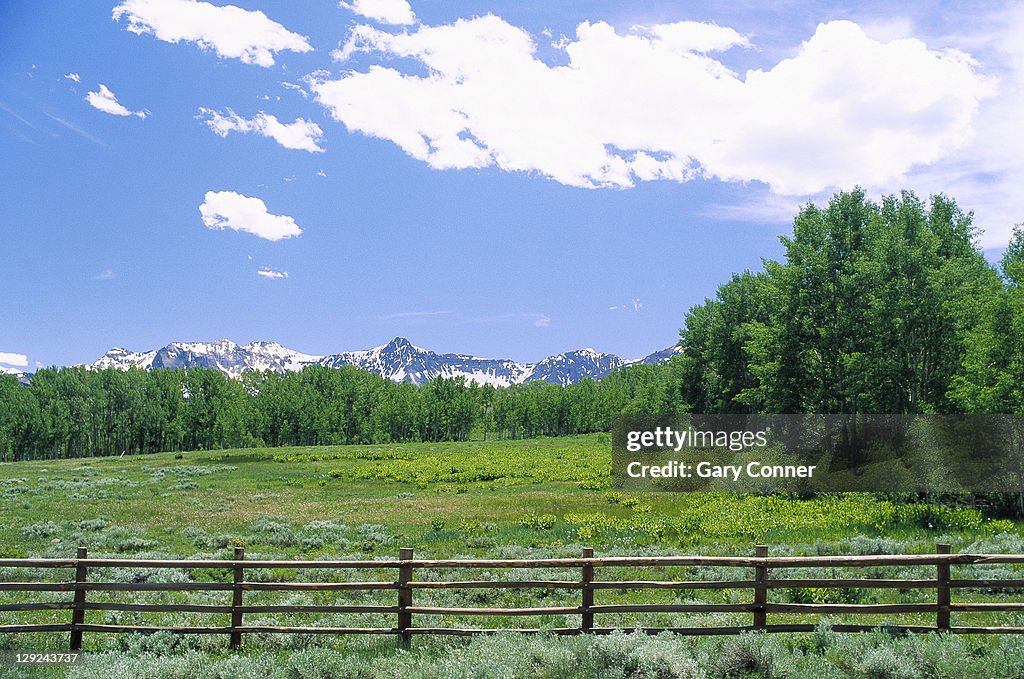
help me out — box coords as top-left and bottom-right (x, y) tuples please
(2, 433), (1024, 678)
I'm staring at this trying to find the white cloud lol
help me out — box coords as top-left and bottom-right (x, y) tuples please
(610, 298), (643, 312)
(198, 108), (324, 152)
(64, 72), (80, 82)
(281, 81), (308, 98)
(44, 113), (104, 145)
(858, 16), (916, 43)
(92, 269), (116, 281)
(112, 0), (312, 67)
(892, 6), (1024, 246)
(311, 16), (992, 196)
(85, 84), (147, 118)
(702, 191), (804, 224)
(199, 191), (302, 241)
(0, 352), (28, 367)
(631, 21), (750, 53)
(340, 0), (415, 26)
(256, 267), (288, 279)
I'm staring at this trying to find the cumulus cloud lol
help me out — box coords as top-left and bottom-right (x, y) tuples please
(199, 190), (302, 241)
(112, 0), (312, 67)
(64, 72), (80, 82)
(311, 16), (992, 195)
(256, 267), (288, 279)
(894, 5), (1024, 246)
(92, 269), (116, 280)
(86, 84), (147, 118)
(340, 0), (415, 26)
(198, 108), (324, 152)
(0, 352), (28, 367)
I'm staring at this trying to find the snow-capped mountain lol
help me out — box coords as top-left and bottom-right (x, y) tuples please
(94, 340), (323, 378)
(632, 346), (682, 366)
(525, 348), (626, 386)
(0, 366), (31, 386)
(318, 337), (533, 386)
(90, 337), (680, 386)
(91, 347), (159, 371)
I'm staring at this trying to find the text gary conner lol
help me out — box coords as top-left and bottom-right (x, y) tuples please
(625, 460), (817, 481)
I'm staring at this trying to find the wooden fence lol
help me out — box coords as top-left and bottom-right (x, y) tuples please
(2, 544), (1024, 650)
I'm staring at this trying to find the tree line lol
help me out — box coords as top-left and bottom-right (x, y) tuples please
(2, 188), (1023, 461)
(0, 361), (669, 461)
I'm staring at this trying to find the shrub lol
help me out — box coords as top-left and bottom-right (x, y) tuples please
(457, 519), (481, 533)
(20, 521), (61, 538)
(713, 633), (783, 678)
(250, 517), (300, 547)
(299, 520), (348, 550)
(76, 517), (110, 532)
(519, 513), (557, 530)
(850, 642), (920, 679)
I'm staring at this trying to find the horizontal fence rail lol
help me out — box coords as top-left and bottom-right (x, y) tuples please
(1, 544), (1023, 650)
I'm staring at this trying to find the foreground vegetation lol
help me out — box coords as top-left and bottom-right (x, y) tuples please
(2, 435), (1023, 676)
(6, 626), (1024, 679)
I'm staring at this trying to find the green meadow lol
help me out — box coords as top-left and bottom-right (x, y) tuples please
(2, 434), (1024, 677)
(2, 434), (1016, 557)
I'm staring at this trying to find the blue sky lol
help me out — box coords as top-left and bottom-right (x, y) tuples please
(2, 1), (1023, 370)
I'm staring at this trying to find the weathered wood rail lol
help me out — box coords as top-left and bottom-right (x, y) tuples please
(1, 544), (1023, 650)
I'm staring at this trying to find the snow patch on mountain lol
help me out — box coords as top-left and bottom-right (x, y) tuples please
(1, 366), (31, 386)
(90, 337), (680, 386)
(93, 347), (158, 370)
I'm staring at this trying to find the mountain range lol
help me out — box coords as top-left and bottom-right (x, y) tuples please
(87, 337), (680, 386)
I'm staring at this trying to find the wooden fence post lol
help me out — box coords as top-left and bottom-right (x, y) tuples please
(936, 543), (951, 632)
(753, 545), (768, 631)
(230, 546), (244, 650)
(581, 547), (594, 633)
(398, 547), (413, 648)
(69, 547), (87, 651)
